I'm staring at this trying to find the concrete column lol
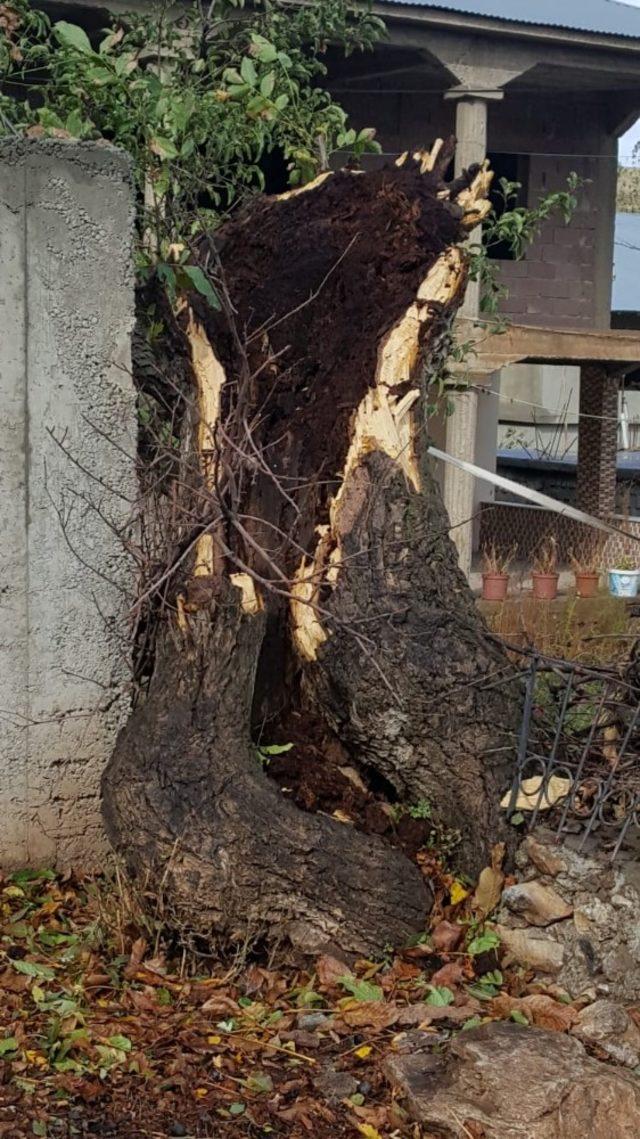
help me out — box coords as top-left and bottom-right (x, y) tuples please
(473, 370), (501, 546)
(576, 363), (619, 518)
(442, 93), (495, 575)
(0, 139), (137, 868)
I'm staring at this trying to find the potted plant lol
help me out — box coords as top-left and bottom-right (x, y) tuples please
(608, 554), (640, 599)
(481, 543), (516, 601)
(569, 541), (602, 599)
(532, 536), (559, 600)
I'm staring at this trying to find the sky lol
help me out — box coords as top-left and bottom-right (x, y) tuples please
(620, 0), (640, 162)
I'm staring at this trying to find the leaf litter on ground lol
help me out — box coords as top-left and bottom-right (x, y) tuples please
(0, 848), (584, 1138)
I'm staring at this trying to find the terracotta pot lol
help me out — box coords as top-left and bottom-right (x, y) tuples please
(481, 572), (509, 601)
(532, 571), (559, 601)
(574, 571), (599, 599)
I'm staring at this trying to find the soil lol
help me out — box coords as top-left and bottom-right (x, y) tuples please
(194, 161), (464, 562)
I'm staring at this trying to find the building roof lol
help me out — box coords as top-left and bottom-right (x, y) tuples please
(378, 0), (640, 40)
(614, 212), (640, 311)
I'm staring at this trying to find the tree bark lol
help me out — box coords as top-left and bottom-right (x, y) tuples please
(102, 143), (522, 955)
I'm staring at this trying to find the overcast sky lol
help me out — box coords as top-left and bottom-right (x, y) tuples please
(619, 0), (640, 161)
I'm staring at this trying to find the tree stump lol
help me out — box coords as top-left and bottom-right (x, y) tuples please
(102, 142), (521, 955)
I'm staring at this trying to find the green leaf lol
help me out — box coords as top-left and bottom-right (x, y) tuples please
(181, 265), (221, 311)
(12, 961), (55, 981)
(337, 976), (383, 1003)
(260, 72), (275, 98)
(482, 970), (503, 986)
(32, 1123), (47, 1137)
(259, 743), (293, 756)
(245, 1073), (273, 1093)
(107, 1035), (132, 1052)
(0, 1037), (18, 1056)
(251, 34), (278, 64)
(156, 263), (177, 303)
(467, 931), (501, 956)
(150, 136), (178, 160)
(350, 1093), (365, 1106)
(229, 1103), (246, 1116)
(462, 1016), (484, 1031)
(295, 989), (323, 1008)
(240, 56), (257, 86)
(510, 1009), (530, 1026)
(425, 986), (455, 1007)
(53, 21), (93, 54)
(11, 868), (55, 884)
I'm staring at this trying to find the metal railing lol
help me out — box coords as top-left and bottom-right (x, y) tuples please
(505, 651), (640, 859)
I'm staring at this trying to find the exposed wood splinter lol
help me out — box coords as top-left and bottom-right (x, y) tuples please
(185, 310), (227, 581)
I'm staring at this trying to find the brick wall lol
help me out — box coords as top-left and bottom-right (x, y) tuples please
(498, 157), (598, 329)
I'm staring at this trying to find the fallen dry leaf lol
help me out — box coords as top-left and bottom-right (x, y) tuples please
(490, 993), (578, 1032)
(316, 954), (350, 987)
(340, 1001), (399, 1030)
(431, 920), (464, 952)
(430, 962), (465, 989)
(472, 865), (504, 918)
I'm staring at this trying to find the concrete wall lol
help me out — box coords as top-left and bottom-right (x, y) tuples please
(0, 139), (137, 868)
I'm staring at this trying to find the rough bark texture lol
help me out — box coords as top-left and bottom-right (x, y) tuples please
(102, 147), (522, 954)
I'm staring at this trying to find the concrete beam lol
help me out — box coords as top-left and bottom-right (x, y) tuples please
(0, 139), (137, 868)
(455, 319), (640, 373)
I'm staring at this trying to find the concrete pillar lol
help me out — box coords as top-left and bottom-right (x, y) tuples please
(473, 370), (501, 546)
(441, 93), (497, 575)
(576, 363), (619, 518)
(0, 139), (137, 868)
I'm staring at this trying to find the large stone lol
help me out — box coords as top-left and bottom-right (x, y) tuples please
(384, 1021), (640, 1138)
(520, 835), (567, 877)
(495, 924), (565, 973)
(509, 830), (640, 1001)
(502, 880), (573, 926)
(572, 999), (640, 1068)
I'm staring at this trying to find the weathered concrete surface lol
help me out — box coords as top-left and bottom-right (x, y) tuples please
(385, 1022), (640, 1139)
(0, 139), (136, 867)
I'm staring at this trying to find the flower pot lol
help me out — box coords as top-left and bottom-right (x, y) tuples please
(608, 568), (640, 599)
(481, 572), (509, 601)
(532, 572), (559, 601)
(574, 571), (599, 599)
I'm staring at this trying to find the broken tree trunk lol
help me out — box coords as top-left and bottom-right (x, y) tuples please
(102, 143), (522, 955)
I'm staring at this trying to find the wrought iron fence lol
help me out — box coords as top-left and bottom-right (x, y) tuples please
(505, 652), (640, 859)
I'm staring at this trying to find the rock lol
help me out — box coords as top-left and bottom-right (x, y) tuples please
(390, 1028), (450, 1054)
(313, 1065), (358, 1104)
(396, 1003), (479, 1028)
(572, 999), (640, 1067)
(496, 924), (565, 973)
(280, 1029), (323, 1049)
(384, 1021), (640, 1138)
(502, 880), (573, 926)
(521, 834), (566, 877)
(298, 1012), (333, 1031)
(514, 832), (640, 1001)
